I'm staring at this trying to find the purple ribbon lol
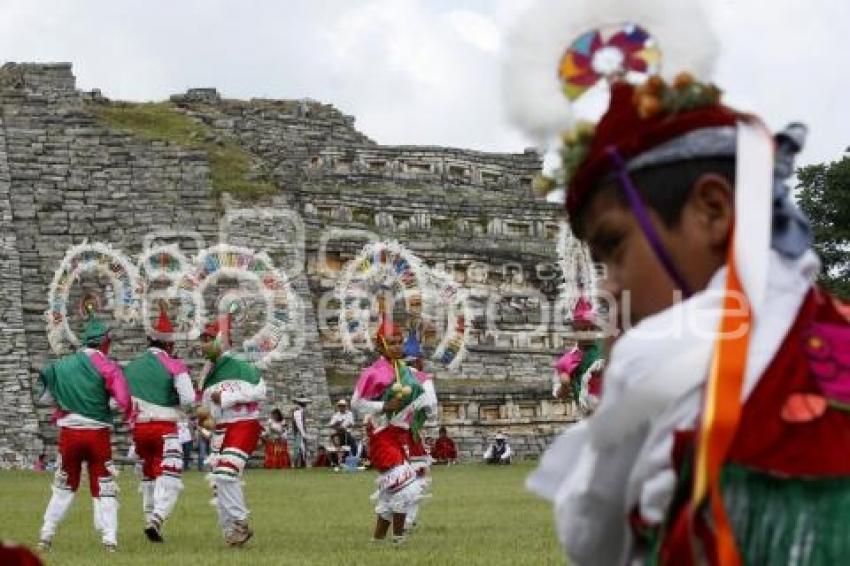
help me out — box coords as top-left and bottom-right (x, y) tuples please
(605, 146), (694, 298)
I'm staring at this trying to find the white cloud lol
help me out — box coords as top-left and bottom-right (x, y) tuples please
(711, 0), (850, 165)
(447, 10), (501, 54)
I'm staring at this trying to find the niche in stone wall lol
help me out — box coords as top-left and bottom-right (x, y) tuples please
(550, 401), (571, 417)
(479, 170), (501, 184)
(351, 208), (372, 224)
(315, 205), (334, 219)
(503, 221), (530, 237)
(394, 214), (412, 232)
(501, 262), (524, 287)
(430, 217), (452, 235)
(467, 262), (489, 284)
(441, 403), (461, 421)
(334, 158), (353, 173)
(518, 403), (538, 418)
(447, 164), (470, 180)
(405, 161), (433, 174)
(321, 253), (343, 274)
(367, 160), (387, 171)
(479, 405), (501, 421)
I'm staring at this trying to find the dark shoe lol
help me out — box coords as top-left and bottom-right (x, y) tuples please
(144, 514), (164, 543)
(225, 520), (253, 547)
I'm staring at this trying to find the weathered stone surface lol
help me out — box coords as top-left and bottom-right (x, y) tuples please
(0, 63), (594, 466)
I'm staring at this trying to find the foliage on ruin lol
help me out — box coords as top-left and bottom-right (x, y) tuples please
(92, 102), (277, 199)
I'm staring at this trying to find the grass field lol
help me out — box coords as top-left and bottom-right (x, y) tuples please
(1, 462), (563, 566)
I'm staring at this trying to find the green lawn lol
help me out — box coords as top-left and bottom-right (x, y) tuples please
(1, 463), (563, 565)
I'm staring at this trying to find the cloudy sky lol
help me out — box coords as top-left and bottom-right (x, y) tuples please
(0, 0), (847, 166)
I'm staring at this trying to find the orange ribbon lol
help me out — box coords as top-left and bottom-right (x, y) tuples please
(691, 241), (750, 566)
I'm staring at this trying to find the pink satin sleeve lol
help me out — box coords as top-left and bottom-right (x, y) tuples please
(154, 351), (189, 377)
(88, 350), (133, 420)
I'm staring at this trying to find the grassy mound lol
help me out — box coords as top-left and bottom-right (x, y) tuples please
(93, 102), (277, 198)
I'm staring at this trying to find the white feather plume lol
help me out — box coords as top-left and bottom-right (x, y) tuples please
(503, 0), (720, 144)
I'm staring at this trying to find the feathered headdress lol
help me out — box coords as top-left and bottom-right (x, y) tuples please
(503, 0), (719, 144)
(201, 302), (238, 349)
(375, 312), (403, 345)
(80, 294), (109, 346)
(150, 299), (175, 342)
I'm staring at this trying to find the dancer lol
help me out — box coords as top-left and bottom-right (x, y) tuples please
(511, 1), (848, 563)
(351, 317), (432, 545)
(399, 331), (438, 532)
(198, 313), (266, 547)
(552, 339), (604, 411)
(124, 303), (196, 542)
(37, 307), (132, 552)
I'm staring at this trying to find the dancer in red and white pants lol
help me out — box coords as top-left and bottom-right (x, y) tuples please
(124, 306), (197, 542)
(38, 320), (132, 552)
(199, 316), (266, 546)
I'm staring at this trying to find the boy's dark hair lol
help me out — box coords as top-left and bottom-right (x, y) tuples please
(270, 408), (283, 421)
(147, 337), (170, 350)
(85, 335), (108, 348)
(575, 157), (736, 238)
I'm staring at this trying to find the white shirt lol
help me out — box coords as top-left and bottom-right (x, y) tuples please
(484, 442), (512, 461)
(198, 353), (266, 424)
(527, 250), (818, 566)
(293, 407), (306, 436)
(351, 375), (438, 433)
(177, 421), (192, 444)
(328, 410), (354, 430)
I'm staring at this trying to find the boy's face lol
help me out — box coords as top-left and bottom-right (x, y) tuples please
(580, 175), (732, 328)
(378, 334), (404, 360)
(200, 335), (221, 361)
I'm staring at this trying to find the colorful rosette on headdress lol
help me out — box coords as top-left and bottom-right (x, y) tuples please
(558, 23), (660, 101)
(503, 0), (720, 143)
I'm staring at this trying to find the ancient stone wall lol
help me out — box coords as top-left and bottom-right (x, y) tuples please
(0, 80), (39, 468)
(329, 382), (578, 461)
(0, 64), (331, 463)
(0, 63), (593, 465)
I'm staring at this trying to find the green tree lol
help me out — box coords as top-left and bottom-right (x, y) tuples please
(796, 155), (850, 299)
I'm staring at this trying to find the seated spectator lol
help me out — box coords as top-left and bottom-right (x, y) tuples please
(328, 433), (351, 471)
(313, 445), (332, 468)
(33, 453), (47, 472)
(329, 399), (357, 452)
(328, 399), (354, 433)
(433, 426), (458, 465)
(350, 430), (369, 470)
(424, 436), (435, 457)
(484, 432), (512, 465)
